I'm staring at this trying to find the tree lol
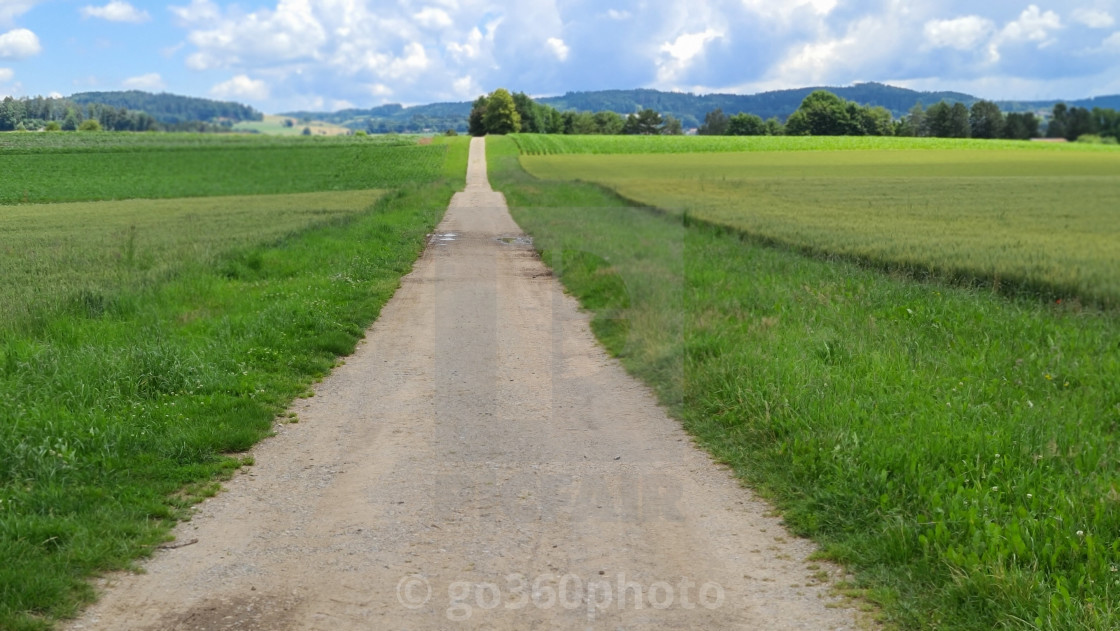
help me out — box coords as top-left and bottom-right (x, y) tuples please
(1047, 103), (1068, 139)
(301, 126), (312, 135)
(482, 88), (521, 135)
(1002, 112), (1040, 140)
(61, 107), (81, 131)
(623, 108), (663, 135)
(853, 105), (893, 136)
(727, 112), (765, 136)
(468, 95), (488, 136)
(902, 102), (926, 137)
(593, 110), (625, 135)
(785, 90), (852, 136)
(698, 108), (729, 135)
(1065, 107), (1098, 141)
(661, 115), (683, 135)
(948, 103), (971, 138)
(763, 117), (785, 136)
(78, 119), (102, 132)
(969, 100), (1005, 139)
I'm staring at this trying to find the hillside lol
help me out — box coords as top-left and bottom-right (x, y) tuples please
(284, 83), (1118, 133)
(68, 91), (263, 125)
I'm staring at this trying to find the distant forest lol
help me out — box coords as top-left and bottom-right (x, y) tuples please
(0, 91), (262, 132)
(285, 83), (1120, 135)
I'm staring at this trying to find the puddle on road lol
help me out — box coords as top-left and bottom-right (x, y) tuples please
(430, 233), (458, 245)
(496, 236), (533, 246)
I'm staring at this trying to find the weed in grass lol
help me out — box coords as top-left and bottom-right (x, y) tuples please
(490, 135), (1120, 630)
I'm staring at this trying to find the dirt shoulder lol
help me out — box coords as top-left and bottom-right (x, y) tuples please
(67, 137), (858, 630)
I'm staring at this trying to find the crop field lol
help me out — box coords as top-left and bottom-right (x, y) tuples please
(491, 136), (1120, 630)
(0, 133), (446, 204)
(516, 136), (1120, 307)
(509, 133), (1120, 155)
(0, 133), (468, 630)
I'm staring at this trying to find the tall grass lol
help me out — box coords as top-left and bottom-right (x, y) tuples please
(489, 135), (1120, 630)
(520, 149), (1120, 308)
(0, 137), (470, 630)
(509, 134), (1120, 155)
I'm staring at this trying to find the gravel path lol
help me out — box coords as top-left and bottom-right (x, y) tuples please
(67, 137), (859, 630)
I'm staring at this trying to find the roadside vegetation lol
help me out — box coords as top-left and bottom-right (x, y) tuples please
(515, 135), (1120, 309)
(489, 135), (1120, 630)
(0, 134), (469, 630)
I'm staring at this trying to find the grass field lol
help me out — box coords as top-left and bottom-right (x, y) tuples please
(232, 114), (353, 136)
(516, 136), (1120, 308)
(509, 133), (1120, 155)
(0, 133), (445, 204)
(0, 134), (470, 630)
(491, 136), (1120, 630)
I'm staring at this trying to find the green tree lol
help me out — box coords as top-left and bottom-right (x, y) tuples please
(763, 117), (785, 136)
(468, 95), (489, 136)
(1002, 112), (1040, 140)
(592, 110), (625, 135)
(78, 119), (102, 132)
(482, 88), (521, 135)
(785, 90), (853, 136)
(1047, 103), (1068, 139)
(853, 105), (893, 136)
(969, 100), (1005, 139)
(727, 112), (765, 136)
(661, 115), (683, 135)
(1065, 107), (1098, 141)
(0, 96), (24, 131)
(623, 108), (663, 135)
(698, 108), (729, 135)
(301, 126), (312, 136)
(61, 107), (81, 131)
(948, 103), (971, 138)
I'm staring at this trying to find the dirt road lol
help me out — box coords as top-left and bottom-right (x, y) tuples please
(68, 138), (858, 630)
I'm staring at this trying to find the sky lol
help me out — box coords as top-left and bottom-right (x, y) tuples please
(1, 0), (1119, 113)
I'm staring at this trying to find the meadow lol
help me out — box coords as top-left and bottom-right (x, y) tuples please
(515, 135), (1120, 308)
(0, 133), (445, 204)
(0, 133), (468, 630)
(490, 136), (1120, 630)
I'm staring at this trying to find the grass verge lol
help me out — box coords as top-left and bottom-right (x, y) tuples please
(489, 135), (1120, 630)
(0, 137), (470, 630)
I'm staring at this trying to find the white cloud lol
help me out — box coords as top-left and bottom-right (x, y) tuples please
(0, 1), (40, 27)
(0, 67), (12, 82)
(656, 28), (723, 85)
(122, 73), (166, 90)
(924, 16), (996, 50)
(605, 9), (630, 20)
(211, 74), (270, 101)
(447, 27), (484, 62)
(1104, 31), (1120, 50)
(1072, 8), (1114, 29)
(169, 0), (221, 26)
(413, 7), (452, 29)
(1000, 5), (1061, 45)
(452, 74), (479, 98)
(81, 1), (150, 23)
(0, 28), (40, 59)
(741, 0), (837, 23)
(546, 37), (569, 61)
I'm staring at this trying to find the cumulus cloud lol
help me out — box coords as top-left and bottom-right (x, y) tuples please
(413, 7), (452, 29)
(0, 67), (13, 82)
(169, 0), (221, 26)
(924, 16), (996, 50)
(1072, 8), (1114, 29)
(999, 5), (1062, 45)
(122, 73), (166, 90)
(546, 37), (569, 61)
(0, 1), (40, 27)
(657, 28), (722, 84)
(0, 28), (40, 59)
(81, 1), (150, 23)
(211, 74), (269, 101)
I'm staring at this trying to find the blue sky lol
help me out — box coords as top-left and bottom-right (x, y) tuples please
(1, 0), (1119, 113)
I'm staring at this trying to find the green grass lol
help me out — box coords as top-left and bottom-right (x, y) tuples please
(0, 133), (444, 203)
(0, 190), (386, 325)
(0, 136), (470, 630)
(520, 144), (1120, 308)
(489, 135), (1120, 630)
(509, 134), (1120, 155)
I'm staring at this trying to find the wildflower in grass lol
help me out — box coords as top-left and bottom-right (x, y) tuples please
(1076, 530), (1085, 537)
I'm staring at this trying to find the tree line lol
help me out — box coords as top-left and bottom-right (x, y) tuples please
(0, 93), (261, 133)
(465, 88), (1119, 143)
(468, 88), (685, 136)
